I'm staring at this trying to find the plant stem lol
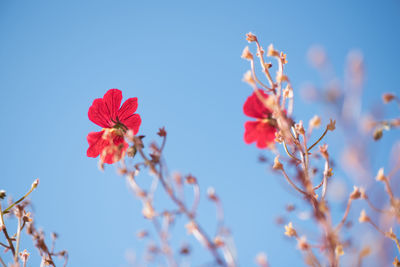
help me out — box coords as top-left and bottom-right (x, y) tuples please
(0, 256), (6, 267)
(0, 202), (15, 255)
(307, 127), (329, 152)
(3, 182), (37, 215)
(14, 216), (22, 263)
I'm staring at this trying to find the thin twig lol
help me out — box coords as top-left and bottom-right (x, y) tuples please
(0, 202), (15, 255)
(307, 127), (329, 152)
(14, 216), (22, 262)
(280, 168), (308, 197)
(335, 198), (353, 231)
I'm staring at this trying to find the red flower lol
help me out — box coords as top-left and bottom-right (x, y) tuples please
(87, 89), (142, 164)
(243, 90), (277, 149)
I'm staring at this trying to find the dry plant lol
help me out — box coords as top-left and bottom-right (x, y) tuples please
(0, 180), (68, 267)
(241, 33), (400, 266)
(3, 32), (399, 267)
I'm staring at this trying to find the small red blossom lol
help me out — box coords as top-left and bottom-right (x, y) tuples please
(87, 89), (142, 164)
(243, 90), (277, 148)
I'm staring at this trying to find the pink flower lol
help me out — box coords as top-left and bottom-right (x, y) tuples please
(243, 90), (277, 148)
(87, 89), (141, 164)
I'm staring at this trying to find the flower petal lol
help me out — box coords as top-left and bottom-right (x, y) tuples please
(243, 89), (273, 119)
(244, 120), (276, 149)
(88, 99), (114, 128)
(103, 89), (122, 122)
(123, 114), (141, 134)
(118, 97), (138, 122)
(87, 131), (106, 157)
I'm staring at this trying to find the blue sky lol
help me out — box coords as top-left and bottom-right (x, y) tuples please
(0, 0), (399, 266)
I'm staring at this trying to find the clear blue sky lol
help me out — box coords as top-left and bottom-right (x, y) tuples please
(1, 1), (399, 266)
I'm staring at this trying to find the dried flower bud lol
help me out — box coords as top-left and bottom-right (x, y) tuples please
(386, 228), (396, 239)
(359, 246), (371, 258)
(273, 155), (283, 170)
(297, 236), (309, 250)
(280, 52), (288, 64)
(359, 187), (367, 199)
(283, 86), (293, 99)
(376, 168), (386, 182)
(358, 210), (370, 223)
(276, 73), (289, 83)
(383, 93), (396, 104)
(214, 236), (224, 247)
(0, 190), (6, 199)
(284, 222), (297, 237)
(173, 172), (183, 185)
(255, 252), (269, 267)
(263, 62), (273, 69)
(31, 179), (39, 189)
(286, 204), (295, 212)
(373, 128), (383, 140)
(295, 121), (305, 135)
(137, 230), (148, 239)
(185, 174), (197, 184)
(327, 119), (336, 131)
(19, 249), (29, 262)
(23, 211), (33, 223)
(117, 168), (128, 175)
(350, 186), (361, 199)
(274, 131), (284, 144)
(157, 127), (167, 137)
(127, 146), (137, 157)
(142, 201), (156, 220)
(246, 32), (257, 43)
(335, 244), (344, 256)
(243, 70), (256, 87)
(309, 115), (321, 129)
(179, 244), (191, 255)
(241, 46), (254, 61)
(267, 44), (279, 57)
(207, 187), (218, 201)
(319, 144), (329, 159)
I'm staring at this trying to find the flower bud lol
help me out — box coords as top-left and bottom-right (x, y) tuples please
(31, 179), (39, 189)
(335, 244), (344, 256)
(267, 44), (279, 57)
(284, 222), (297, 237)
(213, 236), (224, 247)
(246, 32), (257, 43)
(373, 128), (383, 140)
(243, 71), (256, 87)
(376, 168), (386, 182)
(295, 121), (305, 135)
(382, 93), (395, 104)
(241, 46), (254, 61)
(207, 187), (218, 201)
(0, 190), (6, 200)
(273, 155), (283, 170)
(309, 115), (321, 129)
(19, 249), (30, 262)
(297, 236), (309, 250)
(185, 174), (197, 184)
(350, 186), (361, 199)
(327, 119), (336, 131)
(358, 210), (370, 223)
